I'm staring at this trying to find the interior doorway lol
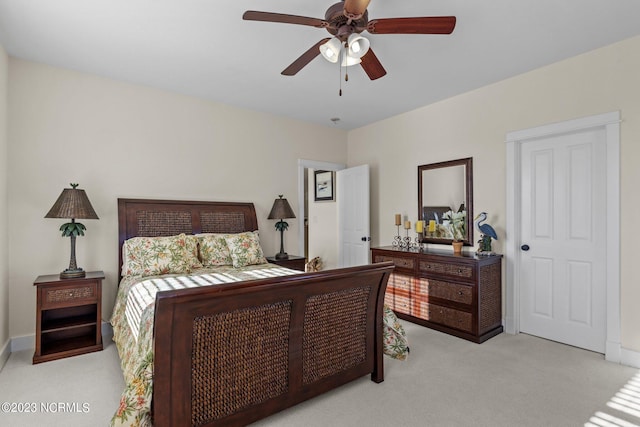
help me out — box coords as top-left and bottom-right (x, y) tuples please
(505, 111), (621, 362)
(296, 159), (345, 259)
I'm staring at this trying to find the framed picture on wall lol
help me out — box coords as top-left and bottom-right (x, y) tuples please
(314, 170), (334, 201)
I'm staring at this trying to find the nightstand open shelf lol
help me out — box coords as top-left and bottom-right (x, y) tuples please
(33, 271), (104, 364)
(41, 331), (100, 356)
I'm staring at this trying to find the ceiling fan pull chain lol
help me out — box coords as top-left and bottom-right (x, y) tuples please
(339, 48), (343, 96)
(344, 41), (349, 82)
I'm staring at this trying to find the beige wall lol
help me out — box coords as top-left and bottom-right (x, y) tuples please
(348, 35), (640, 353)
(7, 59), (348, 338)
(0, 43), (8, 356)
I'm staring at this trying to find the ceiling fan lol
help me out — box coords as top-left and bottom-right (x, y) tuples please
(242, 0), (456, 80)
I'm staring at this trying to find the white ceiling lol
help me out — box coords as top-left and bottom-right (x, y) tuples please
(1, 0), (639, 130)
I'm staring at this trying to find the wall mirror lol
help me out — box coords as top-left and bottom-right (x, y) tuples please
(418, 157), (473, 245)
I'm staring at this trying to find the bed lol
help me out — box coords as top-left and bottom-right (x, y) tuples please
(110, 198), (408, 427)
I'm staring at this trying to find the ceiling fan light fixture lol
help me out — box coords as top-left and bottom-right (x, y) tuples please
(341, 55), (362, 66)
(320, 37), (342, 63)
(347, 33), (370, 59)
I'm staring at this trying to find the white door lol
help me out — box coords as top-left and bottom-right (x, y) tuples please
(337, 164), (370, 267)
(519, 128), (607, 353)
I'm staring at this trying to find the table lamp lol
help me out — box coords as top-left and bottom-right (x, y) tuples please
(45, 183), (99, 278)
(267, 195), (296, 260)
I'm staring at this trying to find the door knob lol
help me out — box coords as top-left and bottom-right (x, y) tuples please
(521, 244), (530, 251)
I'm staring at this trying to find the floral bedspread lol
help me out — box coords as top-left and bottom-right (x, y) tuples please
(110, 264), (408, 427)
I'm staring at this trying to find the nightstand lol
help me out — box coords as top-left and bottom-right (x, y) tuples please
(33, 271), (104, 364)
(266, 255), (306, 271)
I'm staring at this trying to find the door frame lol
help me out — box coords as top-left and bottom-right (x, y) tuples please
(505, 111), (621, 362)
(297, 159), (345, 256)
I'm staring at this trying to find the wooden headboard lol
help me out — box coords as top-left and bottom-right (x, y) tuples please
(117, 198), (259, 281)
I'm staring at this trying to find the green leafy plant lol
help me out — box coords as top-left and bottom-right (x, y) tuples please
(443, 210), (466, 242)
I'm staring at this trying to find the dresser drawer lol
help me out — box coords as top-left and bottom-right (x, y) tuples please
(414, 278), (473, 305)
(40, 282), (98, 309)
(419, 260), (474, 280)
(374, 255), (415, 270)
(384, 290), (394, 308)
(388, 273), (413, 293)
(393, 293), (412, 316)
(413, 300), (472, 333)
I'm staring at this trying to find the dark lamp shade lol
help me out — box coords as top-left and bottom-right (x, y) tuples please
(267, 196), (295, 220)
(45, 187), (99, 220)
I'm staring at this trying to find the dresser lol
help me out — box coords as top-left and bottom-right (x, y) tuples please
(371, 246), (502, 343)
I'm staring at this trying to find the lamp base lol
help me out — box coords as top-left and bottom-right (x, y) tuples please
(60, 268), (86, 279)
(275, 252), (289, 260)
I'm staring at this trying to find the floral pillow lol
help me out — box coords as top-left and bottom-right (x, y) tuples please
(196, 233), (232, 266)
(224, 231), (268, 268)
(122, 234), (202, 277)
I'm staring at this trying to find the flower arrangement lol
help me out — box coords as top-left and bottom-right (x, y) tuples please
(443, 210), (466, 242)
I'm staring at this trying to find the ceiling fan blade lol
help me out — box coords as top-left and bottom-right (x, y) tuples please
(360, 48), (387, 80)
(282, 38), (332, 76)
(243, 11), (327, 28)
(367, 16), (456, 34)
(343, 0), (371, 18)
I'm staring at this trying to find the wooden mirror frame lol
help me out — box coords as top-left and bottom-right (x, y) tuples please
(418, 157), (474, 245)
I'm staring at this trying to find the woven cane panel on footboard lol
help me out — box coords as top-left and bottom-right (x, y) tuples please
(302, 286), (371, 385)
(191, 301), (293, 426)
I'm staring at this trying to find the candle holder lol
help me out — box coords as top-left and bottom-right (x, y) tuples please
(392, 225), (402, 247)
(402, 228), (412, 249)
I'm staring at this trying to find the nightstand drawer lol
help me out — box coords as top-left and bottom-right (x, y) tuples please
(40, 282), (98, 309)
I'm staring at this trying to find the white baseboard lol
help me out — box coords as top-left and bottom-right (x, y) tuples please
(101, 321), (113, 342)
(11, 334), (33, 352)
(621, 346), (640, 369)
(10, 321), (113, 353)
(508, 322), (639, 369)
(0, 338), (10, 371)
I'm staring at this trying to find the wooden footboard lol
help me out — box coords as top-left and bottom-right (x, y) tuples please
(152, 262), (394, 427)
